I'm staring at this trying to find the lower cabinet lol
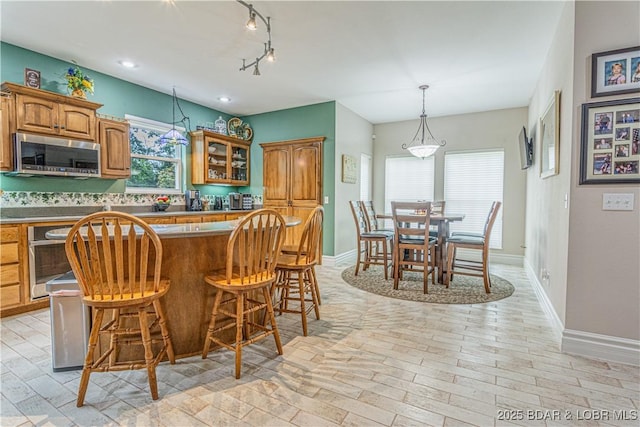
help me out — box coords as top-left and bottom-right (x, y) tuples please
(0, 225), (22, 310)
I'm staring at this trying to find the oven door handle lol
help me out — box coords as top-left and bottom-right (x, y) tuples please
(29, 239), (66, 247)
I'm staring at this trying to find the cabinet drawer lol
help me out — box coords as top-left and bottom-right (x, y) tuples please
(0, 284), (21, 308)
(0, 242), (19, 264)
(144, 216), (175, 224)
(201, 214), (225, 223)
(0, 227), (19, 243)
(0, 263), (19, 285)
(175, 216), (202, 224)
(225, 213), (243, 220)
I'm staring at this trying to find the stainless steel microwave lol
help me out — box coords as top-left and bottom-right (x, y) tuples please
(13, 132), (100, 177)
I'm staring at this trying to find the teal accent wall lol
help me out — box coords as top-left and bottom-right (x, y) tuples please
(244, 102), (336, 255)
(1, 43), (337, 255)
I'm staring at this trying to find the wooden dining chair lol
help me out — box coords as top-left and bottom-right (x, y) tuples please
(202, 209), (286, 379)
(428, 200), (446, 238)
(272, 206), (323, 336)
(64, 211), (175, 407)
(391, 201), (436, 293)
(445, 201), (501, 293)
(348, 201), (394, 279)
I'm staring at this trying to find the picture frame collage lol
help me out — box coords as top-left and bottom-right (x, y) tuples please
(579, 97), (640, 184)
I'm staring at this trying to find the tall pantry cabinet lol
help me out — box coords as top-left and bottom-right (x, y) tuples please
(261, 137), (324, 247)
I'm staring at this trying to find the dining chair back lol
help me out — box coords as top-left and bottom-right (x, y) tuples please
(348, 201), (394, 279)
(445, 201), (501, 293)
(273, 206), (323, 336)
(65, 211), (175, 407)
(201, 209), (286, 378)
(391, 201), (436, 293)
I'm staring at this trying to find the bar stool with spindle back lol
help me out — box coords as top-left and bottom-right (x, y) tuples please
(272, 206), (323, 336)
(201, 209), (286, 379)
(349, 201), (394, 279)
(64, 211), (175, 407)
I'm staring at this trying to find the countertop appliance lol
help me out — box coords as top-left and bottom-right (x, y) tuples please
(13, 132), (100, 177)
(28, 224), (72, 300)
(242, 194), (253, 210)
(229, 192), (242, 210)
(213, 195), (223, 210)
(185, 190), (202, 211)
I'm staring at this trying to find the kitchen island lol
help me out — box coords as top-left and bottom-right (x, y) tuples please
(45, 216), (301, 359)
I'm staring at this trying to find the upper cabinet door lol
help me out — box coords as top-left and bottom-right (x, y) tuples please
(99, 118), (130, 179)
(290, 141), (322, 206)
(0, 96), (12, 171)
(262, 145), (290, 205)
(58, 104), (96, 140)
(15, 94), (58, 135)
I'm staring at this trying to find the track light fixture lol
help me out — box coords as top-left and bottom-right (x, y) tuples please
(237, 0), (275, 75)
(402, 85), (446, 159)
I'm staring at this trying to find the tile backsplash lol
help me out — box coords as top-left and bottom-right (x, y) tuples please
(0, 191), (185, 208)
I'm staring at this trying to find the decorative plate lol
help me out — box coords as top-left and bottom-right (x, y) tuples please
(227, 117), (242, 136)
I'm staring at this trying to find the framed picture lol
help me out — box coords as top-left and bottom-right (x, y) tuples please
(591, 46), (640, 98)
(341, 154), (357, 184)
(579, 97), (640, 184)
(540, 90), (560, 178)
(24, 68), (41, 89)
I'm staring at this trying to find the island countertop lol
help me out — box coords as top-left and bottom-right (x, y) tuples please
(45, 216), (302, 240)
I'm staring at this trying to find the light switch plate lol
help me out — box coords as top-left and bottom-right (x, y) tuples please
(602, 193), (634, 211)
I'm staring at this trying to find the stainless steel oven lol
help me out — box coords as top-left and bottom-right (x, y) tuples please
(28, 225), (73, 300)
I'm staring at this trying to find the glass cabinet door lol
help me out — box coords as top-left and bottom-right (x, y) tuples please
(207, 139), (228, 182)
(230, 144), (249, 184)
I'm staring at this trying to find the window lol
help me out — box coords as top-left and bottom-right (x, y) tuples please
(444, 150), (504, 249)
(384, 156), (435, 215)
(125, 115), (184, 194)
(360, 153), (371, 201)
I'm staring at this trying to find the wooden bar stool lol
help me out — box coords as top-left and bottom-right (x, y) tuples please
(64, 212), (175, 407)
(273, 206), (323, 336)
(201, 209), (286, 379)
(348, 201), (394, 279)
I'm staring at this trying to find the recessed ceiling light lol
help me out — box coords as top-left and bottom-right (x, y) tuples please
(118, 60), (137, 69)
(218, 97), (231, 103)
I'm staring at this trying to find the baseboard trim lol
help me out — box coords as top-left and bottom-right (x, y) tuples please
(562, 329), (640, 366)
(322, 249), (356, 268)
(524, 258), (564, 341)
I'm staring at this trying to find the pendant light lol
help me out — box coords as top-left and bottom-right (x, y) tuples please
(159, 88), (189, 146)
(402, 85), (446, 159)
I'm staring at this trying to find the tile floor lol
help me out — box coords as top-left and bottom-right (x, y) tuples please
(1, 264), (638, 426)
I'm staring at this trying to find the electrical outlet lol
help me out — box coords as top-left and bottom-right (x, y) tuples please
(602, 193), (634, 211)
(324, 196), (329, 204)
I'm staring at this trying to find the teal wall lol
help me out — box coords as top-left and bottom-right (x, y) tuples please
(244, 102), (336, 255)
(1, 43), (337, 255)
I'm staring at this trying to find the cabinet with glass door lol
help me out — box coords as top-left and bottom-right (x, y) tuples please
(190, 129), (251, 185)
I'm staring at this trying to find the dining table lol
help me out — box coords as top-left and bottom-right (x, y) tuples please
(378, 212), (465, 284)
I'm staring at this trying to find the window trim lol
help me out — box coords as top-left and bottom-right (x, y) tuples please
(124, 114), (185, 195)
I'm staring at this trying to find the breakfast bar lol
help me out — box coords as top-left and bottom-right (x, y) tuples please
(45, 216), (301, 359)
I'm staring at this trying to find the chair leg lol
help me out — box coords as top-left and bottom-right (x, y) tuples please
(382, 238), (389, 280)
(307, 268), (321, 320)
(262, 287), (283, 355)
(482, 248), (491, 293)
(153, 299), (175, 364)
(431, 245), (436, 285)
(77, 308), (104, 407)
(446, 243), (455, 288)
(235, 293), (244, 379)
(422, 248), (428, 294)
(202, 289), (223, 358)
(393, 245), (400, 290)
(355, 241), (362, 276)
(138, 306), (159, 400)
(310, 266), (321, 305)
(298, 271), (308, 336)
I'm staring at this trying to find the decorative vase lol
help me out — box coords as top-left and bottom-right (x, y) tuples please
(71, 88), (86, 99)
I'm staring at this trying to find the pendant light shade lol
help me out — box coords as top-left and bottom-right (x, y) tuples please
(402, 85), (446, 159)
(159, 88), (189, 146)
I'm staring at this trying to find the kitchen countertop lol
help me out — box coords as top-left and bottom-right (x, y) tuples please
(0, 207), (250, 224)
(45, 216), (302, 240)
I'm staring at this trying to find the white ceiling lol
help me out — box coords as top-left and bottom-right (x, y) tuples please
(1, 0), (565, 124)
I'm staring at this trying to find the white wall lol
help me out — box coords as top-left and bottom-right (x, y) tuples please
(525, 1), (575, 327)
(373, 107), (528, 257)
(566, 1), (640, 341)
(334, 102), (374, 256)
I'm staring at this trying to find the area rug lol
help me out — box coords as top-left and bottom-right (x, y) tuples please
(341, 265), (514, 304)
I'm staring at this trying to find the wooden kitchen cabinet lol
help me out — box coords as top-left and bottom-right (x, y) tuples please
(0, 94), (12, 171)
(1, 82), (102, 141)
(98, 117), (131, 179)
(0, 225), (24, 312)
(261, 137), (324, 247)
(190, 129), (251, 186)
